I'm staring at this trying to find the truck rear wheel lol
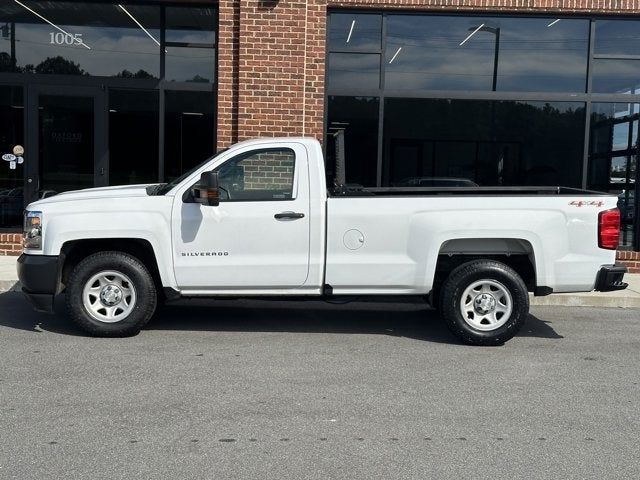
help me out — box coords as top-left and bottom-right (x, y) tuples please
(439, 259), (529, 346)
(65, 251), (157, 337)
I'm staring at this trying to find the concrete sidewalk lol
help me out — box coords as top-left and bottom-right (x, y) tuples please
(0, 255), (638, 308)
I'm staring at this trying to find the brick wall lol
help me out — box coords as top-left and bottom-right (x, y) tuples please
(0, 233), (21, 256)
(617, 251), (640, 274)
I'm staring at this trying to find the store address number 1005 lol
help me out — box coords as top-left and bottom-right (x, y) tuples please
(49, 32), (84, 46)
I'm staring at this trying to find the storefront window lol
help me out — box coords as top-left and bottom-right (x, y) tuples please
(0, 85), (24, 229)
(165, 6), (215, 44)
(382, 99), (585, 187)
(328, 53), (380, 91)
(328, 13), (382, 52)
(39, 94), (94, 193)
(0, 1), (160, 78)
(0, 2), (217, 217)
(589, 103), (639, 248)
(327, 96), (379, 187)
(592, 20), (640, 94)
(165, 47), (215, 83)
(164, 90), (216, 181)
(109, 89), (159, 186)
(165, 6), (216, 83)
(384, 16), (589, 92)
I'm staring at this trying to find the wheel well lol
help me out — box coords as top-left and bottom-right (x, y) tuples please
(435, 239), (537, 291)
(60, 239), (162, 294)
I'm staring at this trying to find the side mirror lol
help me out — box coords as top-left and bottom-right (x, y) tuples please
(192, 171), (220, 206)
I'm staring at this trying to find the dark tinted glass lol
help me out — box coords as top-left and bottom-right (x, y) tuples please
(592, 59), (640, 94)
(38, 95), (94, 193)
(328, 53), (380, 91)
(385, 16), (495, 91)
(383, 98), (585, 187)
(0, 1), (159, 78)
(0, 86), (24, 229)
(328, 13), (381, 52)
(164, 91), (216, 181)
(165, 47), (215, 83)
(109, 89), (159, 186)
(594, 20), (640, 55)
(166, 6), (216, 44)
(588, 102), (639, 247)
(326, 96), (379, 187)
(496, 18), (589, 92)
(384, 15), (589, 92)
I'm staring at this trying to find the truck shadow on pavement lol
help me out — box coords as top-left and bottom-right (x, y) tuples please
(0, 291), (563, 344)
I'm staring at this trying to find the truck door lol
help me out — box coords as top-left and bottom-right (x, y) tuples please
(171, 143), (311, 290)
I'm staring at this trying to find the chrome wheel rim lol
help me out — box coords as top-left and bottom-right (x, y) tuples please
(460, 279), (513, 331)
(82, 270), (137, 323)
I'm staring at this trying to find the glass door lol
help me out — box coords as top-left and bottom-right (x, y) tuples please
(26, 85), (106, 202)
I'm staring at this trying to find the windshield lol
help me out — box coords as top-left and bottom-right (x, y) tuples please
(153, 149), (229, 195)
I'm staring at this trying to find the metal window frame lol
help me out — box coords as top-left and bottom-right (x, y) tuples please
(326, 10), (640, 250)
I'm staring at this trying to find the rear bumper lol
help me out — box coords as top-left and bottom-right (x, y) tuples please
(16, 254), (60, 313)
(594, 264), (628, 292)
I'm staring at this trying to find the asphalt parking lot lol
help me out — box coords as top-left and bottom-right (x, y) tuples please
(1, 291), (639, 479)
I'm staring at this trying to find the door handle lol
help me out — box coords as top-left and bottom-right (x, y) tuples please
(274, 211), (305, 220)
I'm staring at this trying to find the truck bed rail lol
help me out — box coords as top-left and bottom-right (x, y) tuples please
(329, 186), (609, 197)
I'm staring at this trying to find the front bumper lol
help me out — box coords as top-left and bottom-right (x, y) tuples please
(17, 254), (60, 313)
(594, 264), (628, 292)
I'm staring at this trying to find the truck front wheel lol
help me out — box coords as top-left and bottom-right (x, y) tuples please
(65, 251), (157, 337)
(439, 259), (529, 346)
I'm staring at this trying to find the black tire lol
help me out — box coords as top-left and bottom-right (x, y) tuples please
(439, 259), (529, 346)
(65, 251), (157, 337)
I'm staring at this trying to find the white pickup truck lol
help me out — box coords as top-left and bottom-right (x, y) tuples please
(18, 137), (627, 345)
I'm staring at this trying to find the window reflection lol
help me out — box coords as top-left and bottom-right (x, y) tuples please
(328, 53), (380, 90)
(166, 7), (215, 44)
(328, 13), (381, 52)
(109, 89), (159, 185)
(592, 59), (640, 94)
(165, 46), (215, 83)
(0, 1), (160, 78)
(164, 90), (215, 181)
(384, 16), (588, 92)
(594, 20), (640, 55)
(588, 103), (639, 248)
(382, 98), (585, 187)
(327, 96), (379, 187)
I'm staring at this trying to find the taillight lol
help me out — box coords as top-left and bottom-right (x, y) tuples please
(598, 208), (620, 250)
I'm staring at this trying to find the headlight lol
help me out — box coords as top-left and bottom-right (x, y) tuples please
(23, 211), (43, 250)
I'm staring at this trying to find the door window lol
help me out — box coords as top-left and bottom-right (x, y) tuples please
(38, 94), (94, 193)
(214, 148), (296, 201)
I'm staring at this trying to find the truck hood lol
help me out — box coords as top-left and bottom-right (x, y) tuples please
(29, 184), (157, 207)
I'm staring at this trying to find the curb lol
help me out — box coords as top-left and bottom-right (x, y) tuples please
(530, 293), (640, 309)
(0, 281), (20, 293)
